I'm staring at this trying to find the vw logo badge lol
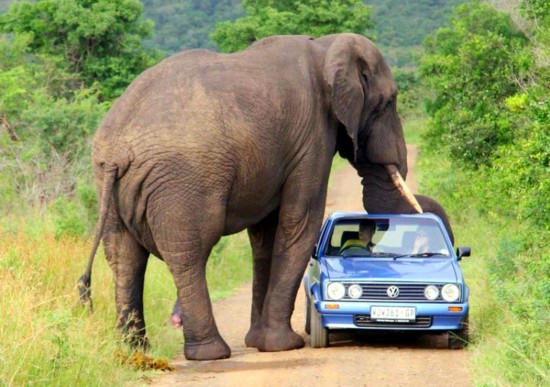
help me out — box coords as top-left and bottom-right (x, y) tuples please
(387, 285), (400, 298)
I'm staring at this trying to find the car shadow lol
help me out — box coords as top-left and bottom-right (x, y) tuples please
(326, 330), (450, 350)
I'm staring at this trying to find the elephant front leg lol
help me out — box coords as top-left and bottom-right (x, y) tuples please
(104, 229), (150, 348)
(257, 200), (326, 352)
(244, 210), (278, 348)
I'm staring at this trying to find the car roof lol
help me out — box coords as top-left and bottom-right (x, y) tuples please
(327, 212), (443, 222)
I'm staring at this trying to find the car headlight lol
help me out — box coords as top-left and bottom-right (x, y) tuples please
(326, 282), (346, 300)
(441, 284), (460, 302)
(348, 284), (363, 299)
(424, 285), (440, 300)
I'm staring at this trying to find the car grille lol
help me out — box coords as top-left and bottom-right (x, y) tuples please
(355, 315), (432, 328)
(341, 283), (458, 302)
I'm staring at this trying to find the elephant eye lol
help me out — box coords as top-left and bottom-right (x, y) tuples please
(386, 96), (396, 109)
(371, 94), (383, 112)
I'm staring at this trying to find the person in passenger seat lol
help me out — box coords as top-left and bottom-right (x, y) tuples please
(412, 230), (430, 254)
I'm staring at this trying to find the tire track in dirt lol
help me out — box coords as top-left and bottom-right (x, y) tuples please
(150, 145), (471, 387)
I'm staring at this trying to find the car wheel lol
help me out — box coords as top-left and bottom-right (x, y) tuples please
(309, 300), (328, 348)
(448, 313), (469, 349)
(305, 295), (311, 335)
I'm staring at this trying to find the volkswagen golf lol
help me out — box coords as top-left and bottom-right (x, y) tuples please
(304, 212), (471, 349)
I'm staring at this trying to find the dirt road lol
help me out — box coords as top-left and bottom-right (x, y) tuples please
(151, 146), (471, 386)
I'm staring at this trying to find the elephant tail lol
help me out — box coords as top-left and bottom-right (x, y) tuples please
(78, 166), (118, 312)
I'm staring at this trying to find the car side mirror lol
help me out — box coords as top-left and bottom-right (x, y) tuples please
(456, 246), (471, 261)
(312, 243), (318, 259)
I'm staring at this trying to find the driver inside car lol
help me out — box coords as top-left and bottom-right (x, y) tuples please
(339, 220), (377, 255)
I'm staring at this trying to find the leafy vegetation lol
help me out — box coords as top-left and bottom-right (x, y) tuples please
(421, 2), (529, 166)
(419, 1), (549, 384)
(0, 0), (160, 100)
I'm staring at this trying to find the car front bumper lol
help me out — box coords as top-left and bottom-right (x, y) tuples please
(316, 300), (469, 331)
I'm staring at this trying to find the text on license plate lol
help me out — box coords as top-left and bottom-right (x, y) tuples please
(370, 306), (416, 322)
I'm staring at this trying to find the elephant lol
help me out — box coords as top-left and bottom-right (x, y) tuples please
(79, 33), (429, 361)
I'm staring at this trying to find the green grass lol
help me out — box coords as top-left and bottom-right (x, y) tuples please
(0, 214), (251, 385)
(402, 111), (427, 145)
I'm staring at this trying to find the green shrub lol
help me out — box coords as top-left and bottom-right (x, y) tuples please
(51, 197), (87, 239)
(421, 2), (530, 167)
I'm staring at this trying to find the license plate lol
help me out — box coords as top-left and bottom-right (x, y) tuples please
(371, 306), (416, 322)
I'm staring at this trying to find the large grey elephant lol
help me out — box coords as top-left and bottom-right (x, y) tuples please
(79, 33), (428, 361)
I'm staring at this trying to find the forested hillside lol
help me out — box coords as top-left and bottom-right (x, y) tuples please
(1, 0), (465, 58)
(366, 0), (467, 66)
(141, 0), (468, 57)
(141, 0), (243, 53)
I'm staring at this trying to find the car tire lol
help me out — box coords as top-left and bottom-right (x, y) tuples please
(309, 300), (328, 348)
(448, 313), (469, 349)
(305, 295), (311, 335)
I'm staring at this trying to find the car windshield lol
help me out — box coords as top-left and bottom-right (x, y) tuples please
(324, 217), (451, 258)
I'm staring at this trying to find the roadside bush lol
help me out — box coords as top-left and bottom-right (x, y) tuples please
(419, 1), (550, 383)
(421, 1), (529, 167)
(51, 196), (87, 239)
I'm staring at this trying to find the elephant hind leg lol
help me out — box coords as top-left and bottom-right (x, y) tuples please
(148, 202), (231, 360)
(162, 245), (230, 360)
(103, 223), (150, 348)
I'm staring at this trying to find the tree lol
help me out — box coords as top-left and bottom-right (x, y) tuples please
(0, 0), (160, 99)
(211, 0), (373, 53)
(420, 2), (529, 167)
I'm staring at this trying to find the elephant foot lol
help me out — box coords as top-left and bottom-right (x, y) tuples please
(119, 325), (149, 350)
(247, 325), (305, 352)
(125, 336), (149, 350)
(244, 324), (262, 348)
(184, 335), (231, 361)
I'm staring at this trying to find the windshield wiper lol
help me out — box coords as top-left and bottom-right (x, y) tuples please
(410, 252), (448, 257)
(341, 251), (409, 258)
(391, 252), (448, 260)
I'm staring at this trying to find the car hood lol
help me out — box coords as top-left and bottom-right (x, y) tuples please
(323, 258), (458, 283)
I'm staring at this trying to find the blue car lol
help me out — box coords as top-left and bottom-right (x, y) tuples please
(304, 212), (471, 349)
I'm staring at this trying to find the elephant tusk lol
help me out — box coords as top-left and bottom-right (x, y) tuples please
(385, 164), (423, 213)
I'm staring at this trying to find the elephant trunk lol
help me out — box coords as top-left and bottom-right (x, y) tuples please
(358, 162), (423, 214)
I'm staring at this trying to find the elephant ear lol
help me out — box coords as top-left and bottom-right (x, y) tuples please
(323, 34), (366, 160)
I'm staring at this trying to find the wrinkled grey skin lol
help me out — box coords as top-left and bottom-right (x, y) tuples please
(81, 33), (433, 361)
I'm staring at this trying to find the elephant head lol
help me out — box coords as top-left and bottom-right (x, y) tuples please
(319, 34), (422, 214)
